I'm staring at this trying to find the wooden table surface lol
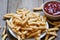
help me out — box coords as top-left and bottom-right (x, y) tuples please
(0, 0), (60, 40)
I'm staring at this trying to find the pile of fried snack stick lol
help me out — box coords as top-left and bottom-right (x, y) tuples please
(1, 8), (60, 40)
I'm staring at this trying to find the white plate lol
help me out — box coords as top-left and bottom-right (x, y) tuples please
(8, 18), (49, 40)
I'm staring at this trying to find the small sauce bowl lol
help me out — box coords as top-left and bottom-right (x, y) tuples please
(43, 1), (60, 20)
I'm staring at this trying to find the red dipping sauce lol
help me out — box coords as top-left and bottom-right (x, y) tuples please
(44, 1), (60, 16)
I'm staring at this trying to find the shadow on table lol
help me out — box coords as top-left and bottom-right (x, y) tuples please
(7, 30), (17, 40)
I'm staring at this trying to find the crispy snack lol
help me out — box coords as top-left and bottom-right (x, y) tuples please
(48, 36), (55, 40)
(13, 18), (22, 25)
(21, 28), (33, 30)
(30, 26), (47, 30)
(6, 20), (14, 28)
(33, 4), (43, 11)
(3, 13), (15, 19)
(21, 34), (25, 40)
(45, 35), (49, 40)
(48, 28), (59, 32)
(17, 35), (21, 40)
(34, 32), (41, 40)
(55, 24), (60, 28)
(12, 29), (22, 36)
(46, 19), (60, 40)
(47, 32), (57, 36)
(22, 31), (27, 34)
(16, 27), (21, 31)
(22, 17), (29, 24)
(47, 19), (56, 25)
(35, 36), (40, 40)
(2, 26), (6, 37)
(4, 8), (47, 40)
(53, 22), (60, 25)
(2, 34), (8, 40)
(33, 7), (42, 11)
(27, 30), (41, 38)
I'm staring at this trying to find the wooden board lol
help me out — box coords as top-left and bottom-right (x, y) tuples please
(0, 0), (60, 40)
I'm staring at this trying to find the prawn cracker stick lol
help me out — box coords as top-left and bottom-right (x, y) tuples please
(55, 24), (60, 28)
(16, 11), (22, 14)
(47, 32), (57, 36)
(53, 22), (60, 25)
(17, 35), (21, 40)
(48, 36), (55, 40)
(2, 34), (8, 40)
(21, 28), (33, 30)
(35, 36), (40, 40)
(21, 34), (25, 40)
(22, 31), (28, 34)
(31, 26), (47, 30)
(28, 22), (40, 25)
(33, 4), (43, 11)
(14, 18), (22, 25)
(47, 19), (56, 25)
(3, 13), (15, 19)
(33, 7), (42, 11)
(12, 29), (22, 36)
(6, 20), (14, 28)
(2, 26), (6, 37)
(48, 28), (59, 31)
(22, 17), (29, 24)
(16, 27), (21, 31)
(27, 30), (41, 38)
(45, 35), (49, 40)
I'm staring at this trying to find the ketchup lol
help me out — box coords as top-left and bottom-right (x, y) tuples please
(44, 1), (60, 16)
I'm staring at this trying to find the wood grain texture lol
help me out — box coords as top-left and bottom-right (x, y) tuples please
(0, 0), (60, 40)
(8, 0), (43, 13)
(0, 0), (7, 40)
